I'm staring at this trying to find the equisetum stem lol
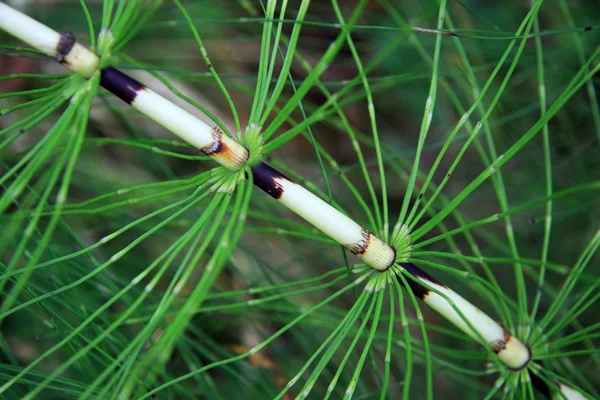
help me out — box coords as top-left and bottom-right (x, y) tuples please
(1, 4), (588, 397)
(0, 0), (523, 367)
(97, 65), (397, 270)
(398, 263), (530, 369)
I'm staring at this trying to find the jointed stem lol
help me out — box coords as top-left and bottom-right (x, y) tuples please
(2, 3), (593, 399)
(0, 0), (526, 368)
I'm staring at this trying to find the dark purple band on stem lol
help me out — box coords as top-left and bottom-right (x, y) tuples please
(529, 371), (551, 399)
(399, 262), (446, 300)
(100, 67), (145, 105)
(250, 162), (292, 200)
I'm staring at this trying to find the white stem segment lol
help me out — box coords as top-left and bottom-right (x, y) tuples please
(280, 180), (364, 245)
(133, 89), (215, 149)
(400, 263), (530, 370)
(98, 67), (249, 170)
(0, 3), (98, 77)
(133, 90), (248, 169)
(251, 162), (396, 270)
(133, 87), (248, 169)
(553, 384), (590, 400)
(423, 280), (529, 369)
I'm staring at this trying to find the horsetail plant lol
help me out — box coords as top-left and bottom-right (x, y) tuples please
(0, 1), (598, 399)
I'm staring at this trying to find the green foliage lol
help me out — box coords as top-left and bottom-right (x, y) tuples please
(0, 0), (599, 399)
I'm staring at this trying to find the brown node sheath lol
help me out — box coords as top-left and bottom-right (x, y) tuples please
(490, 329), (511, 353)
(251, 162), (292, 200)
(399, 262), (446, 300)
(346, 228), (371, 255)
(492, 331), (531, 369)
(56, 32), (76, 63)
(100, 67), (146, 105)
(490, 330), (531, 371)
(201, 127), (249, 170)
(200, 127), (225, 156)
